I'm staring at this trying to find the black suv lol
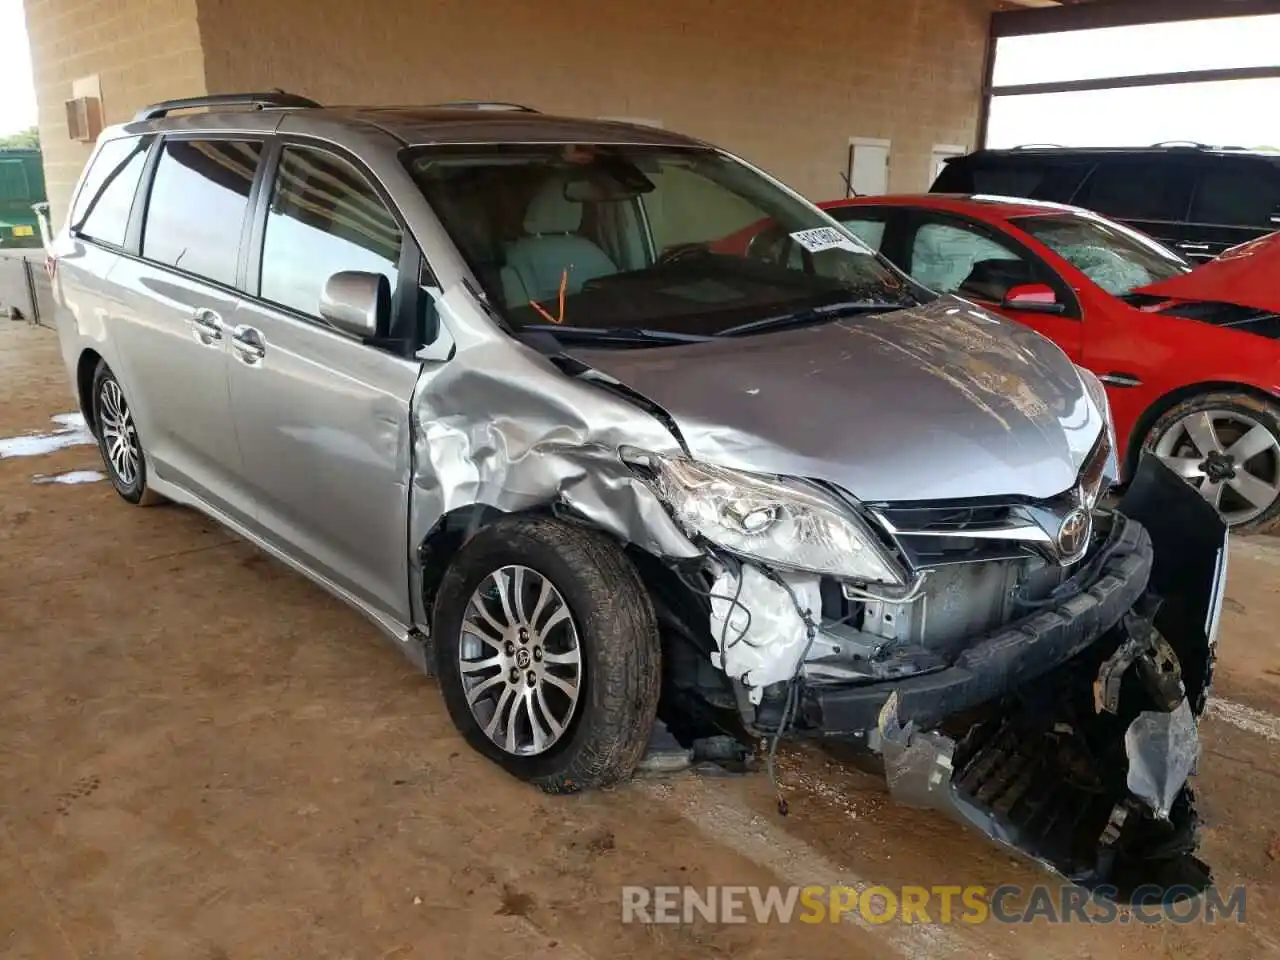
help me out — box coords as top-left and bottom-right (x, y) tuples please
(932, 144), (1280, 262)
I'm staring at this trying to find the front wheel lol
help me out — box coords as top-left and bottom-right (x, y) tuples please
(1143, 392), (1280, 533)
(91, 361), (162, 506)
(433, 516), (661, 793)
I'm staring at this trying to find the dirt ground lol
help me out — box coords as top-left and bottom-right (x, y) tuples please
(3, 318), (1280, 959)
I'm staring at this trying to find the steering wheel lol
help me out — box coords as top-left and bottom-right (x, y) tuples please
(656, 242), (712, 267)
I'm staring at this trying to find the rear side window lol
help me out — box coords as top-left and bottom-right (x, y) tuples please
(1191, 162), (1280, 227)
(142, 139), (264, 286)
(259, 145), (402, 318)
(70, 136), (150, 247)
(1075, 161), (1192, 221)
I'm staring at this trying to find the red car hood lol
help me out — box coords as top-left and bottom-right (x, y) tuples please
(1134, 232), (1280, 314)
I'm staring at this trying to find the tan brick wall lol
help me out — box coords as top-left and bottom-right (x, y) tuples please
(197, 0), (991, 201)
(22, 0), (207, 220)
(24, 0), (990, 218)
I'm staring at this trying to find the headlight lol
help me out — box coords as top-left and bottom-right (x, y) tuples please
(627, 451), (905, 585)
(1075, 365), (1120, 505)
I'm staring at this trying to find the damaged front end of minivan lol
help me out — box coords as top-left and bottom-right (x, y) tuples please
(867, 457), (1227, 900)
(411, 290), (1227, 902)
(628, 446), (1226, 901)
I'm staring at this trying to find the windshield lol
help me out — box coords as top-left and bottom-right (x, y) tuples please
(1013, 213), (1190, 296)
(405, 144), (928, 339)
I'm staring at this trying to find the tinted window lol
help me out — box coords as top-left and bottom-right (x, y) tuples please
(142, 139), (263, 286)
(909, 220), (1035, 301)
(932, 159), (1091, 203)
(260, 146), (402, 318)
(1191, 162), (1280, 227)
(1075, 161), (1191, 221)
(71, 136), (150, 247)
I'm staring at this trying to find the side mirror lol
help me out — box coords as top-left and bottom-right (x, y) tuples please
(1002, 283), (1065, 315)
(319, 271), (390, 339)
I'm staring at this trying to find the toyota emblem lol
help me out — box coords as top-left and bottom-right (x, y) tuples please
(1056, 508), (1092, 561)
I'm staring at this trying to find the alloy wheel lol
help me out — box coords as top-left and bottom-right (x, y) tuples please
(98, 377), (141, 488)
(458, 565), (583, 757)
(1153, 409), (1280, 526)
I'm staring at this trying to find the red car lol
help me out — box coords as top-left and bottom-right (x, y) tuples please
(810, 195), (1280, 532)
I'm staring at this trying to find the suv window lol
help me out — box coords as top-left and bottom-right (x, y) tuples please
(142, 139), (264, 286)
(1191, 162), (1280, 228)
(1075, 161), (1191, 222)
(932, 158), (1091, 203)
(909, 220), (1037, 301)
(71, 136), (150, 247)
(260, 146), (402, 318)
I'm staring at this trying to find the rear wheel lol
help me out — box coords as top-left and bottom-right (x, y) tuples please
(433, 516), (661, 793)
(92, 361), (162, 506)
(1143, 392), (1280, 533)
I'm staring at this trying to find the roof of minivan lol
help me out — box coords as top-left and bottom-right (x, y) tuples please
(140, 104), (707, 148)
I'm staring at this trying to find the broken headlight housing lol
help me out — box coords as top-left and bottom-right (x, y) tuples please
(1076, 365), (1120, 507)
(625, 450), (905, 585)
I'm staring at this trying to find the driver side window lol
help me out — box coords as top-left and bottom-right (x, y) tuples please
(909, 220), (1035, 302)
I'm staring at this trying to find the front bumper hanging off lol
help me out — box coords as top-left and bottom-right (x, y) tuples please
(811, 457), (1230, 900)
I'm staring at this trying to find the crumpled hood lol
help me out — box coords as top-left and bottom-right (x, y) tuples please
(569, 297), (1104, 503)
(1135, 232), (1280, 315)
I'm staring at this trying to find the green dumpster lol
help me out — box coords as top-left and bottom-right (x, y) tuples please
(0, 148), (47, 250)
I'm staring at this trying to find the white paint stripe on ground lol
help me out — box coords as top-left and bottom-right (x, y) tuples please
(1207, 698), (1280, 744)
(639, 778), (967, 960)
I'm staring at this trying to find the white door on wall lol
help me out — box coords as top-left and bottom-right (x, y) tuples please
(847, 138), (890, 197)
(931, 144), (968, 186)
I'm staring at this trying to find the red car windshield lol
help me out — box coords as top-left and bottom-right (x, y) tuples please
(1014, 214), (1190, 297)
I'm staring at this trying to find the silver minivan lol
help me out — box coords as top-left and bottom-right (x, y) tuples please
(51, 92), (1228, 898)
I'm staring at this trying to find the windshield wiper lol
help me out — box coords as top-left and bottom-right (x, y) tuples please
(521, 325), (715, 345)
(716, 301), (910, 338)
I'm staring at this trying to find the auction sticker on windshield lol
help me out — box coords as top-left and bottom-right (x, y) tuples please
(790, 226), (866, 254)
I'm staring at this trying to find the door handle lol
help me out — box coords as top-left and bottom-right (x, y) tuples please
(191, 308), (223, 344)
(231, 324), (266, 363)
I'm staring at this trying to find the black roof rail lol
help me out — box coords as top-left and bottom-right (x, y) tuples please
(1151, 140), (1208, 149)
(1011, 143), (1065, 150)
(424, 100), (540, 112)
(134, 91), (322, 121)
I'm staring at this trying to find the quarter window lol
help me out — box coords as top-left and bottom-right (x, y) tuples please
(71, 136), (150, 247)
(259, 146), (402, 318)
(142, 139), (264, 286)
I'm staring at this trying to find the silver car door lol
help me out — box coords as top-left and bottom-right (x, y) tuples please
(105, 136), (265, 522)
(226, 142), (421, 625)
